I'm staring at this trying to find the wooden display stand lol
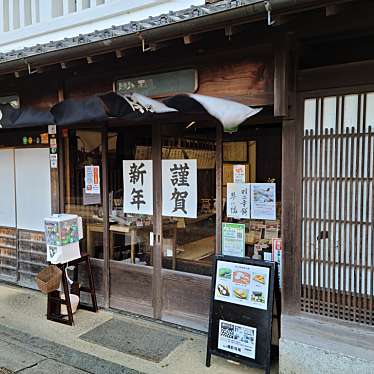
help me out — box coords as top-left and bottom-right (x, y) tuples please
(47, 253), (98, 326)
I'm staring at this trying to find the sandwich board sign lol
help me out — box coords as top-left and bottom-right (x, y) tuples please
(206, 255), (276, 374)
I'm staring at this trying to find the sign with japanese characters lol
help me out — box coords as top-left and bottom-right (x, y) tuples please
(162, 159), (197, 218)
(222, 223), (245, 257)
(227, 183), (250, 219)
(85, 165), (100, 194)
(123, 160), (153, 215)
(233, 164), (246, 183)
(272, 238), (283, 289)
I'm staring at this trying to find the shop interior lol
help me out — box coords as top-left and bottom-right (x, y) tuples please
(63, 120), (282, 277)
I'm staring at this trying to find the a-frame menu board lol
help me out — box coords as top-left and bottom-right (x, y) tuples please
(206, 255), (275, 374)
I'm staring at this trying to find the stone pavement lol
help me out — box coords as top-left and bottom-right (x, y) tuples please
(0, 283), (278, 373)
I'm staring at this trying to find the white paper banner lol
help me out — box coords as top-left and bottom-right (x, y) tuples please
(250, 183), (276, 220)
(227, 183), (250, 219)
(85, 165), (100, 194)
(162, 159), (197, 218)
(123, 160), (153, 215)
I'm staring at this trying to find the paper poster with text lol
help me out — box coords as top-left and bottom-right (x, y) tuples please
(222, 223), (245, 257)
(218, 320), (256, 359)
(123, 160), (153, 215)
(272, 238), (283, 289)
(85, 165), (100, 194)
(250, 183), (276, 220)
(162, 159), (197, 218)
(227, 183), (250, 219)
(214, 260), (270, 310)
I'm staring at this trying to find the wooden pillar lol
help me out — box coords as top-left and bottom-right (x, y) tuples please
(215, 125), (223, 255)
(274, 33), (290, 117)
(102, 129), (110, 308)
(152, 123), (163, 319)
(280, 40), (301, 315)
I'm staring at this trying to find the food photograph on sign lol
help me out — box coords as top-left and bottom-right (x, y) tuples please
(214, 260), (270, 310)
(218, 320), (257, 360)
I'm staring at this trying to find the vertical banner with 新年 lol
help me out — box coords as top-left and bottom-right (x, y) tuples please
(123, 160), (153, 215)
(162, 159), (197, 218)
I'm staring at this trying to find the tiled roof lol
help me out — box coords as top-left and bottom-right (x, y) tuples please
(0, 0), (262, 65)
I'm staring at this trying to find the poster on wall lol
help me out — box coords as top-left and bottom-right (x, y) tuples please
(214, 260), (270, 310)
(222, 223), (245, 257)
(227, 183), (250, 219)
(250, 183), (276, 220)
(233, 164), (246, 183)
(123, 160), (153, 215)
(272, 238), (283, 289)
(218, 320), (257, 359)
(85, 165), (100, 194)
(162, 159), (197, 218)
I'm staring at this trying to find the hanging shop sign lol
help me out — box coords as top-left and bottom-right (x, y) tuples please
(85, 165), (100, 195)
(162, 159), (197, 218)
(222, 223), (245, 258)
(233, 164), (246, 183)
(123, 160), (153, 215)
(227, 183), (250, 219)
(206, 256), (276, 373)
(250, 183), (276, 220)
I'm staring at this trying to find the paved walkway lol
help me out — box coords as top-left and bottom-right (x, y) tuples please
(0, 283), (278, 373)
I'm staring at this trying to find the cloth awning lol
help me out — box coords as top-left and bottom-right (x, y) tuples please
(0, 92), (262, 133)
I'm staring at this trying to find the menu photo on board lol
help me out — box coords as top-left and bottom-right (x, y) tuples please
(214, 260), (270, 310)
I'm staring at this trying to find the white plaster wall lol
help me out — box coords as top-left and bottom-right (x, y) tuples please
(0, 0), (205, 52)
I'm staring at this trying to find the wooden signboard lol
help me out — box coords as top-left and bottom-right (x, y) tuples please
(206, 255), (276, 374)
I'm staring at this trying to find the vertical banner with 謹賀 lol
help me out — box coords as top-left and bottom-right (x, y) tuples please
(162, 159), (197, 218)
(123, 160), (153, 215)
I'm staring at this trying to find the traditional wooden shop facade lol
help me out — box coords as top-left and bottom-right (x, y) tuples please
(0, 0), (374, 368)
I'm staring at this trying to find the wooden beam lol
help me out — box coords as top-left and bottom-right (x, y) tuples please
(152, 123), (163, 319)
(273, 34), (289, 117)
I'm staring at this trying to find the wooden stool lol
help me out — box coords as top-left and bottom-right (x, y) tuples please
(47, 253), (98, 326)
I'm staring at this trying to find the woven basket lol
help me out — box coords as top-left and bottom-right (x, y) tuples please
(35, 265), (62, 294)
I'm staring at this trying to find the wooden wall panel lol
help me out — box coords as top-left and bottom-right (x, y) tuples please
(109, 261), (153, 317)
(19, 76), (60, 108)
(161, 270), (211, 317)
(198, 59), (273, 106)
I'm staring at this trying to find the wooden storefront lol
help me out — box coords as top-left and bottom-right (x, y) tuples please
(1, 0), (373, 340)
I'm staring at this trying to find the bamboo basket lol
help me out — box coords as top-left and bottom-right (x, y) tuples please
(35, 265), (62, 294)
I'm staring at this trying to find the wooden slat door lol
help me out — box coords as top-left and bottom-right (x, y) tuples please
(301, 91), (374, 325)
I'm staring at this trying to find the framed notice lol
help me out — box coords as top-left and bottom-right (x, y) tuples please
(222, 223), (245, 257)
(214, 260), (270, 310)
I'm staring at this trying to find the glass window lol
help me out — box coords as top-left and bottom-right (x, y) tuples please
(161, 124), (216, 276)
(107, 125), (153, 266)
(222, 125), (282, 260)
(63, 130), (104, 259)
